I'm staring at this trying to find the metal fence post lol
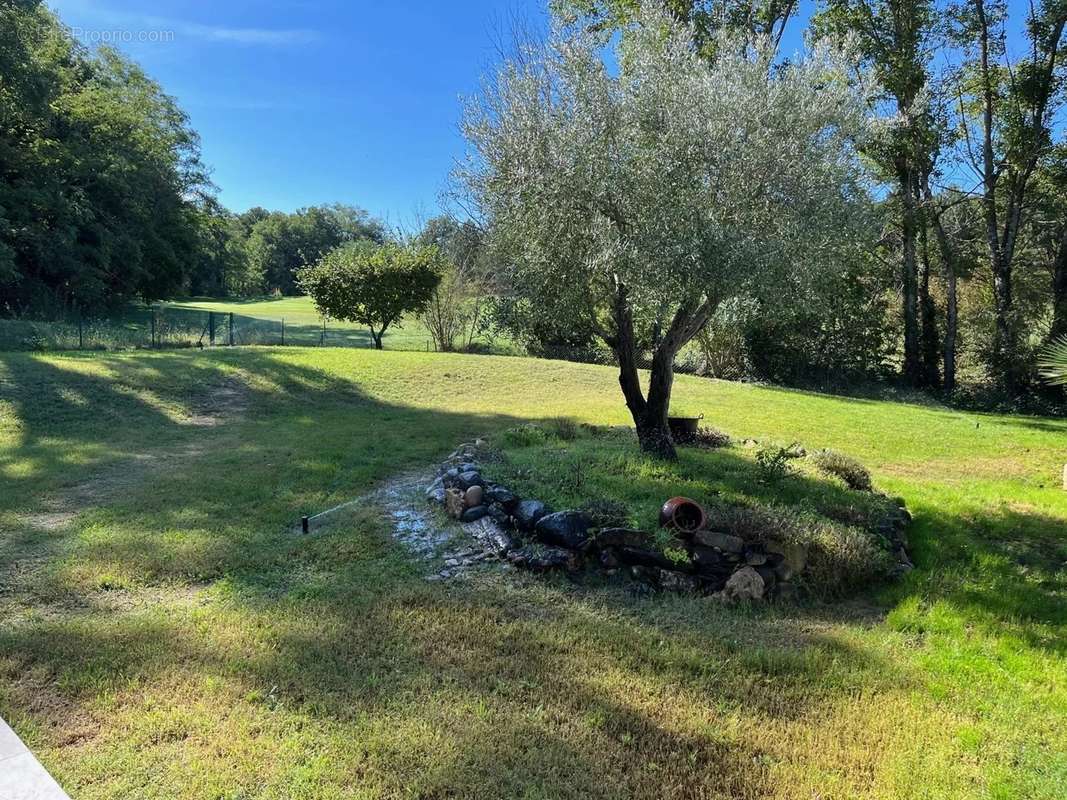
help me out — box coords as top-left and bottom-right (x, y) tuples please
(281, 317), (285, 346)
(229, 312), (235, 346)
(209, 312), (215, 346)
(150, 311), (157, 348)
(320, 319), (326, 346)
(78, 312), (84, 350)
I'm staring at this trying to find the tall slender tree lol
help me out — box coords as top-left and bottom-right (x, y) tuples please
(950, 0), (1067, 390)
(815, 0), (941, 388)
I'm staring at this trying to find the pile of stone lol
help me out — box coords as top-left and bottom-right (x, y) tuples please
(425, 442), (913, 601)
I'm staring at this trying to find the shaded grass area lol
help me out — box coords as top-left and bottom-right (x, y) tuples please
(0, 347), (1064, 798)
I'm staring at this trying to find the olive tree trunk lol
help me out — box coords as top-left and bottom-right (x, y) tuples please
(607, 281), (716, 460)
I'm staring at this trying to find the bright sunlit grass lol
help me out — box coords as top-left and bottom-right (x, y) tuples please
(0, 347), (1064, 799)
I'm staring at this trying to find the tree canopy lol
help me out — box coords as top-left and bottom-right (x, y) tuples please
(0, 0), (211, 314)
(298, 242), (442, 349)
(461, 5), (872, 456)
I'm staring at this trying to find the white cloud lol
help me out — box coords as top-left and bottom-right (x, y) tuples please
(52, 2), (320, 48)
(167, 20), (319, 46)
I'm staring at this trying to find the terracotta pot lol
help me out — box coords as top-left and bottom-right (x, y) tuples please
(659, 497), (706, 533)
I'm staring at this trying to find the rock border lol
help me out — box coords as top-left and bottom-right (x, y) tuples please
(427, 440), (914, 601)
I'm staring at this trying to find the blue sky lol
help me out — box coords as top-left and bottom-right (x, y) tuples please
(49, 0), (552, 228)
(43, 1), (1033, 228)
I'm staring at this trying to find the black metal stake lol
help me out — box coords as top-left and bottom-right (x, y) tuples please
(281, 318), (285, 346)
(208, 312), (215, 346)
(229, 312), (235, 346)
(301, 516), (310, 535)
(78, 312), (84, 350)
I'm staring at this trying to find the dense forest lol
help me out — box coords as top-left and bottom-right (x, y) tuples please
(1, 0), (1065, 408)
(0, 1), (385, 313)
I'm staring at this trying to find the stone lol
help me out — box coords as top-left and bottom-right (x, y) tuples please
(426, 486), (447, 506)
(720, 566), (766, 602)
(691, 546), (733, 578)
(658, 569), (699, 593)
(616, 546), (675, 570)
(488, 502), (511, 527)
(486, 486), (519, 510)
(534, 511), (591, 550)
(693, 529), (745, 554)
(765, 540), (807, 582)
(459, 462), (480, 473)
(629, 565), (661, 588)
(744, 549), (768, 566)
(457, 471), (483, 490)
(445, 488), (466, 519)
(507, 545), (579, 571)
(464, 485), (484, 508)
(514, 500), (548, 531)
(460, 505), (489, 523)
(595, 528), (655, 550)
(754, 565), (777, 593)
(599, 547), (622, 570)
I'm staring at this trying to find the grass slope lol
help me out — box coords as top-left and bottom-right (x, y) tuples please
(0, 347), (1064, 799)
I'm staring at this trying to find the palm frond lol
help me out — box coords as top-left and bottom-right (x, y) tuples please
(1038, 336), (1067, 386)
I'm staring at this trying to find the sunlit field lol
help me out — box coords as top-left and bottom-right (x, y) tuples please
(1, 347), (1064, 799)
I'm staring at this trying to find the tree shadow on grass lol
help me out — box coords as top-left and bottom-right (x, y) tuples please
(0, 348), (1064, 796)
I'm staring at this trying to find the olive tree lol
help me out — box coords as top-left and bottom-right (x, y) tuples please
(298, 242), (441, 349)
(459, 5), (871, 458)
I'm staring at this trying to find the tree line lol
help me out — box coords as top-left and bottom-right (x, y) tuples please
(0, 1), (386, 314)
(3, 0), (1065, 419)
(464, 0), (1067, 409)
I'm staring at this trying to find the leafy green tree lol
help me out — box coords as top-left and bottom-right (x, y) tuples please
(298, 242), (441, 349)
(554, 0), (799, 57)
(0, 0), (211, 314)
(814, 0), (942, 389)
(415, 216), (491, 351)
(948, 0), (1067, 390)
(245, 205), (385, 295)
(461, 6), (871, 458)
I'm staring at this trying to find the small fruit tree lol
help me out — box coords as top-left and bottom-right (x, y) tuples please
(299, 242), (442, 349)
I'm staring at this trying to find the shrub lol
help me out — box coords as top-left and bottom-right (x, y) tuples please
(810, 449), (873, 492)
(549, 417), (580, 441)
(755, 442), (805, 483)
(500, 424), (551, 448)
(690, 426), (731, 449)
(579, 498), (631, 530)
(706, 502), (894, 597)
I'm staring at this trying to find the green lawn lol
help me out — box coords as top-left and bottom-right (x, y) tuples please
(0, 296), (509, 353)
(0, 347), (1064, 798)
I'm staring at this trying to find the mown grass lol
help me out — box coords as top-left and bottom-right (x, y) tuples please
(0, 295), (513, 353)
(0, 347), (1065, 799)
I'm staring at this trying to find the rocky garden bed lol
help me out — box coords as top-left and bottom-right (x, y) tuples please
(425, 427), (913, 601)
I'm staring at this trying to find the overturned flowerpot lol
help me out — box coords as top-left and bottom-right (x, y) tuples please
(659, 497), (707, 534)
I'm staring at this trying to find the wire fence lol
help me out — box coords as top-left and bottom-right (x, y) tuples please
(0, 307), (442, 353)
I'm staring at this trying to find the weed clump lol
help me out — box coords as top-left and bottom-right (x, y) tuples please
(810, 449), (873, 492)
(755, 442), (805, 482)
(579, 497), (631, 530)
(687, 426), (732, 449)
(706, 502), (894, 596)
